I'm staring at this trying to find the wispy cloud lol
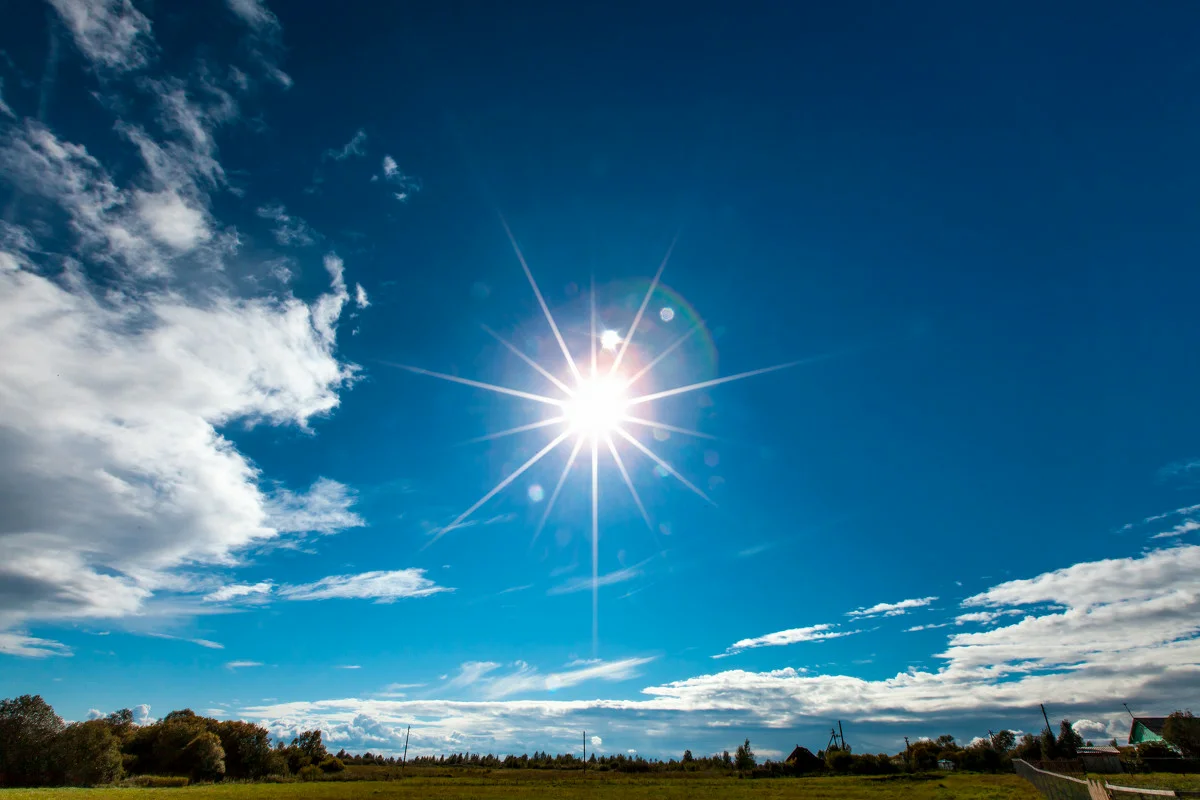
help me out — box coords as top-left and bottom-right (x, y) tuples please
(442, 661), (501, 691)
(279, 569), (452, 603)
(0, 632), (72, 658)
(256, 203), (315, 246)
(335, 665), (361, 670)
(226, 660), (263, 669)
(204, 581), (274, 604)
(736, 543), (773, 558)
(547, 560), (649, 596)
(145, 632), (225, 649)
(715, 623), (856, 657)
(483, 657), (655, 699)
(499, 584), (533, 595)
(904, 622), (951, 632)
(847, 596), (938, 618)
(47, 0), (154, 74)
(954, 610), (1023, 626)
(325, 129), (367, 161)
(1151, 519), (1200, 540)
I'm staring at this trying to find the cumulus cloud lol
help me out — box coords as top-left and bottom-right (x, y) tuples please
(279, 570), (451, 603)
(847, 596), (938, 618)
(0, 11), (367, 654)
(716, 624), (856, 657)
(239, 540), (1200, 755)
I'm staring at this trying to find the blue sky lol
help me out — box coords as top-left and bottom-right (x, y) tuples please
(2, 0), (1200, 761)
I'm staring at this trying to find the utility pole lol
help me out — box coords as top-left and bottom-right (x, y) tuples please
(1123, 703), (1135, 719)
(401, 725), (410, 777)
(904, 736), (911, 768)
(583, 730), (586, 775)
(839, 721), (846, 751)
(1041, 704), (1053, 735)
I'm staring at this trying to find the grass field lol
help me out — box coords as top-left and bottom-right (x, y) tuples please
(0, 772), (1041, 800)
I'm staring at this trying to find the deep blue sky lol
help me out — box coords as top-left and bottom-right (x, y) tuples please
(2, 0), (1199, 759)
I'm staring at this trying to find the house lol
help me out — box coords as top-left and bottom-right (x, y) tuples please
(1077, 745), (1122, 774)
(785, 746), (823, 772)
(1129, 717), (1168, 745)
(937, 759), (956, 771)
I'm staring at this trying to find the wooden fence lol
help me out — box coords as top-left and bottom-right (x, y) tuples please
(1014, 759), (1200, 799)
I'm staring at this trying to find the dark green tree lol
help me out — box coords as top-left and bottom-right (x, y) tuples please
(681, 749), (693, 763)
(182, 731), (226, 781)
(1163, 710), (1200, 757)
(292, 730), (328, 763)
(991, 730), (1016, 752)
(734, 738), (756, 771)
(0, 695), (65, 787)
(54, 720), (123, 786)
(1056, 719), (1083, 759)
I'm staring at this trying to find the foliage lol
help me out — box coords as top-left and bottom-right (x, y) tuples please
(1163, 710), (1200, 757)
(183, 731), (227, 781)
(991, 730), (1016, 753)
(297, 764), (323, 781)
(119, 775), (191, 787)
(1056, 719), (1083, 759)
(54, 719), (124, 786)
(319, 756), (346, 773)
(733, 738), (755, 771)
(0, 694), (65, 787)
(1038, 727), (1058, 761)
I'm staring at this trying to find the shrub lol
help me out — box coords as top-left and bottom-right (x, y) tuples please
(298, 765), (323, 782)
(319, 756), (346, 773)
(121, 775), (190, 787)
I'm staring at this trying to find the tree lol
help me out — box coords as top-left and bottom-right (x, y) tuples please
(215, 720), (276, 779)
(991, 730), (1016, 752)
(935, 735), (957, 750)
(681, 749), (693, 763)
(292, 730), (328, 763)
(1163, 710), (1200, 758)
(0, 695), (65, 787)
(734, 738), (756, 771)
(1039, 727), (1058, 761)
(54, 720), (123, 786)
(182, 731), (226, 781)
(1057, 719), (1083, 759)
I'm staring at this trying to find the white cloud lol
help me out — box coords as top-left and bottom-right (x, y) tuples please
(847, 596), (938, 618)
(225, 0), (278, 32)
(336, 665), (361, 670)
(0, 19), (369, 652)
(203, 581), (274, 604)
(47, 0), (153, 73)
(256, 204), (315, 247)
(590, 735), (603, 749)
(0, 632), (73, 658)
(443, 661), (501, 691)
(547, 561), (647, 595)
(953, 610), (1022, 626)
(145, 632), (224, 649)
(325, 130), (367, 161)
(381, 155), (399, 179)
(134, 704), (154, 725)
(0, 80), (14, 119)
(716, 624), (856, 657)
(379, 155), (419, 200)
(905, 623), (951, 632)
(279, 570), (451, 603)
(1151, 519), (1200, 539)
(267, 478), (365, 535)
(354, 283), (369, 309)
(226, 660), (263, 669)
(483, 657), (655, 699)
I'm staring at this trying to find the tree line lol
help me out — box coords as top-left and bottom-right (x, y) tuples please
(2, 694), (1196, 787)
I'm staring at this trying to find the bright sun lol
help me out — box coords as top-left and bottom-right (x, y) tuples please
(564, 374), (628, 437)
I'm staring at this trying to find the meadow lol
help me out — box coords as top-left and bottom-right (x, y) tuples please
(0, 770), (1041, 800)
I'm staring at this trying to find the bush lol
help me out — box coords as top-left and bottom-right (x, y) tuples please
(298, 765), (323, 782)
(54, 720), (124, 786)
(319, 756), (345, 773)
(120, 775), (190, 787)
(1164, 711), (1200, 757)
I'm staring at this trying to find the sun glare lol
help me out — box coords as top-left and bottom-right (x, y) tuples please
(564, 374), (628, 437)
(390, 219), (807, 655)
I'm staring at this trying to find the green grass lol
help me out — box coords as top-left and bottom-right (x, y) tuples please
(1104, 772), (1200, 792)
(0, 772), (1040, 800)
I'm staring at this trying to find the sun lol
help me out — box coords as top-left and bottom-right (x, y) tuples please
(564, 374), (628, 437)
(388, 219), (807, 654)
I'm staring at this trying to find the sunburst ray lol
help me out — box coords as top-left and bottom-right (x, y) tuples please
(429, 430), (571, 548)
(609, 234), (677, 375)
(605, 433), (652, 532)
(482, 324), (574, 396)
(382, 362), (565, 407)
(499, 214), (583, 383)
(622, 324), (699, 390)
(616, 427), (715, 506)
(590, 435), (600, 656)
(461, 416), (566, 445)
(627, 358), (814, 407)
(620, 414), (718, 441)
(531, 436), (586, 547)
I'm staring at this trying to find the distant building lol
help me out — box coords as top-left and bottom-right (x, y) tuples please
(937, 759), (956, 770)
(1129, 717), (1168, 745)
(1077, 745), (1122, 774)
(785, 746), (823, 772)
